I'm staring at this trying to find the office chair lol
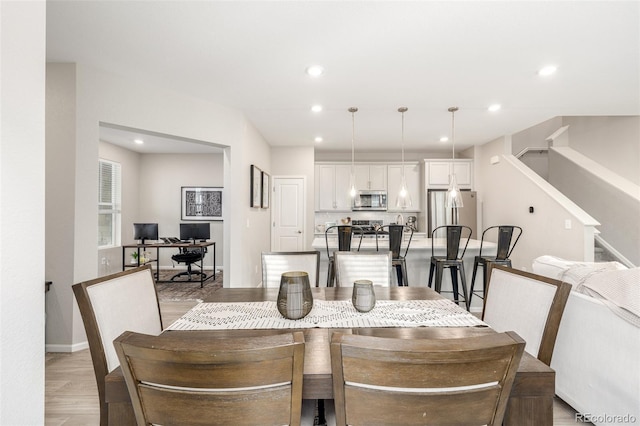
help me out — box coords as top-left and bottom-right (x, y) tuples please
(171, 246), (207, 283)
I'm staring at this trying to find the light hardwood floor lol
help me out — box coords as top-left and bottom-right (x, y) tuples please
(45, 300), (590, 426)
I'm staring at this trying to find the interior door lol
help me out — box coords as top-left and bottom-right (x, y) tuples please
(272, 177), (305, 251)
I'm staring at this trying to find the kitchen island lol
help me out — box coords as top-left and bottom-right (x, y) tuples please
(311, 235), (496, 311)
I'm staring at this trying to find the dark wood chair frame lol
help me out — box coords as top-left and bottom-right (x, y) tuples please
(330, 331), (525, 426)
(324, 225), (363, 287)
(114, 331), (306, 426)
(482, 264), (572, 366)
(72, 265), (162, 426)
(375, 224), (413, 286)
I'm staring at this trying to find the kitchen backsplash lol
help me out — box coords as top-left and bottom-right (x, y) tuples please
(315, 211), (423, 232)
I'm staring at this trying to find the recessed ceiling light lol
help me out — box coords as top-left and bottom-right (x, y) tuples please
(538, 65), (557, 76)
(314, 136), (323, 143)
(311, 105), (323, 113)
(488, 104), (501, 112)
(440, 136), (449, 143)
(134, 139), (144, 145)
(306, 65), (324, 77)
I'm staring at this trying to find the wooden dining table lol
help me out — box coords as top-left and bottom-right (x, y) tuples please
(105, 286), (554, 426)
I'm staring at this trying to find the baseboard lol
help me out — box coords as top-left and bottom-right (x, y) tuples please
(46, 341), (89, 353)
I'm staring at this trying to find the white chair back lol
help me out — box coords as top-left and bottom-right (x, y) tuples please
(78, 266), (163, 372)
(334, 251), (392, 287)
(483, 265), (571, 364)
(261, 251), (320, 288)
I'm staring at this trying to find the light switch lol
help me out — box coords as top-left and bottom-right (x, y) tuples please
(564, 219), (572, 230)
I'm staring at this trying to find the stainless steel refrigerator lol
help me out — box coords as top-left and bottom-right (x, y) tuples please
(427, 190), (477, 237)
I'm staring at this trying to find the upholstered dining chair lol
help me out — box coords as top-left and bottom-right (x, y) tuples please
(324, 225), (364, 287)
(72, 265), (162, 426)
(483, 264), (572, 365)
(469, 225), (522, 304)
(261, 251), (320, 288)
(375, 224), (413, 286)
(334, 251), (392, 287)
(114, 331), (305, 426)
(428, 225), (472, 310)
(330, 331), (525, 426)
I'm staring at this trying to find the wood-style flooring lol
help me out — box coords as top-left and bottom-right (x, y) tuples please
(45, 300), (591, 426)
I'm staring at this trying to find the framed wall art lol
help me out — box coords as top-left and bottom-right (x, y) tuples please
(261, 171), (270, 209)
(181, 186), (223, 220)
(250, 165), (262, 208)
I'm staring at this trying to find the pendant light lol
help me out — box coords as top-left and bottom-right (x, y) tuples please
(446, 106), (464, 209)
(396, 107), (412, 209)
(348, 107), (358, 197)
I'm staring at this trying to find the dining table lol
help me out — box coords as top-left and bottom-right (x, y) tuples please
(105, 286), (554, 426)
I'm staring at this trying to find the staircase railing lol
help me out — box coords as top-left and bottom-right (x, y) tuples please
(594, 234), (635, 268)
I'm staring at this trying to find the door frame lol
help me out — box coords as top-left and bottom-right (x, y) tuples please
(271, 175), (307, 251)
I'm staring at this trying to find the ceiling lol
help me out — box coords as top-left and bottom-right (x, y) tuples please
(47, 1), (639, 154)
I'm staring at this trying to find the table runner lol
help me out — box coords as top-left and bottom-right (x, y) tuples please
(166, 299), (487, 330)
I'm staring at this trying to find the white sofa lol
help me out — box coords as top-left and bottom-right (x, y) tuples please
(532, 256), (640, 426)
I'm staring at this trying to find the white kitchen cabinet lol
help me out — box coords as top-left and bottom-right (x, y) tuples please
(355, 164), (387, 190)
(315, 164), (353, 211)
(387, 163), (421, 212)
(424, 159), (473, 189)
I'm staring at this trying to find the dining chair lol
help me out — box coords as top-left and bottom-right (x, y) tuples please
(324, 225), (364, 287)
(330, 331), (525, 426)
(334, 251), (392, 287)
(261, 250), (321, 288)
(72, 265), (162, 426)
(428, 225), (472, 310)
(469, 225), (522, 304)
(482, 264), (572, 365)
(375, 224), (413, 286)
(114, 331), (305, 426)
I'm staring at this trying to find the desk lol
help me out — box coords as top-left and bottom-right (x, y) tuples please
(105, 287), (554, 426)
(121, 241), (215, 288)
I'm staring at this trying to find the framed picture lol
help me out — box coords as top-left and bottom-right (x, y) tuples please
(261, 171), (270, 209)
(250, 165), (262, 207)
(181, 187), (223, 220)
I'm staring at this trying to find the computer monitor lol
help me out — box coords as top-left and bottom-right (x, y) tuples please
(180, 223), (210, 242)
(133, 223), (159, 244)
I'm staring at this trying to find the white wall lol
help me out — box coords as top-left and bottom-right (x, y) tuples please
(0, 1), (46, 423)
(475, 136), (599, 270)
(45, 63), (271, 352)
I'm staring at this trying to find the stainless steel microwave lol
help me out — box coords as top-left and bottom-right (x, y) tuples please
(352, 190), (388, 211)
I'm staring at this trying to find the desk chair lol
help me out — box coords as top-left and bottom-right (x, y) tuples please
(334, 251), (392, 287)
(324, 225), (364, 287)
(483, 264), (572, 365)
(376, 224), (413, 286)
(170, 246), (207, 284)
(261, 251), (320, 288)
(469, 225), (522, 305)
(114, 331), (305, 426)
(428, 225), (472, 310)
(72, 265), (162, 426)
(330, 331), (525, 426)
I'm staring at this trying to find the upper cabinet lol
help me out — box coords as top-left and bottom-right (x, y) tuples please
(424, 159), (473, 189)
(315, 164), (353, 211)
(387, 162), (421, 212)
(355, 164), (387, 190)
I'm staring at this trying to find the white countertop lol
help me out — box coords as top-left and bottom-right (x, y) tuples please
(312, 236), (494, 251)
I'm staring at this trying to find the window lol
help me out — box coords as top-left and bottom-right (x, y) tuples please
(98, 159), (121, 248)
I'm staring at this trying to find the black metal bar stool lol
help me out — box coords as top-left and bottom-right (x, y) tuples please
(428, 225), (472, 310)
(376, 224), (413, 286)
(469, 225), (522, 305)
(324, 225), (363, 287)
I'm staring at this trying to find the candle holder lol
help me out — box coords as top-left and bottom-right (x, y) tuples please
(352, 279), (376, 313)
(277, 271), (314, 320)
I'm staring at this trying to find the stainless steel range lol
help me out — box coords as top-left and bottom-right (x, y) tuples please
(352, 220), (388, 238)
